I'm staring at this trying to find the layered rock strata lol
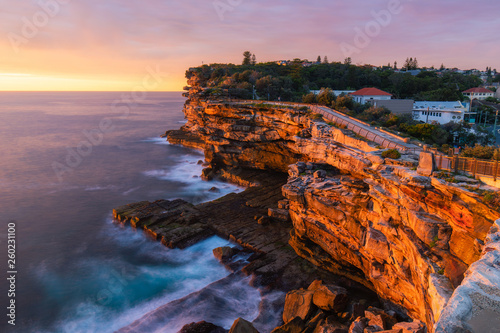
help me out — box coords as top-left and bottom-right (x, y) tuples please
(161, 95), (500, 331)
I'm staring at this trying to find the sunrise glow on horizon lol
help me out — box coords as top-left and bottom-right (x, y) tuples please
(1, 0), (499, 91)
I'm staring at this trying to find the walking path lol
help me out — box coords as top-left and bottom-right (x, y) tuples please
(227, 100), (422, 153)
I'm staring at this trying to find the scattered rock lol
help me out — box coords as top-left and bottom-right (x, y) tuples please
(297, 162), (307, 172)
(307, 280), (323, 291)
(229, 317), (259, 333)
(282, 289), (316, 324)
(272, 316), (305, 333)
(314, 318), (348, 333)
(314, 170), (327, 179)
(392, 320), (425, 333)
(268, 208), (291, 222)
(178, 321), (226, 333)
(349, 317), (368, 333)
(213, 246), (238, 262)
(278, 200), (290, 209)
(363, 326), (383, 333)
(312, 284), (349, 312)
(350, 302), (366, 320)
(197, 160), (204, 165)
(257, 216), (272, 225)
(364, 307), (388, 330)
(209, 187), (220, 193)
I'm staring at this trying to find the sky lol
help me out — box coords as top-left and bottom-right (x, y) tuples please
(0, 0), (499, 91)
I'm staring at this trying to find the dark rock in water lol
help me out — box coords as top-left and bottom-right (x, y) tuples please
(198, 160), (204, 165)
(229, 318), (259, 333)
(213, 246), (238, 262)
(178, 321), (226, 333)
(202, 167), (214, 180)
(209, 186), (220, 193)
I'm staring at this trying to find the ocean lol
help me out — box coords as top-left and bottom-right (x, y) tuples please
(0, 92), (279, 332)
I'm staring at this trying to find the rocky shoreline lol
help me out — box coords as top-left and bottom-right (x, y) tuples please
(113, 165), (425, 333)
(112, 74), (500, 332)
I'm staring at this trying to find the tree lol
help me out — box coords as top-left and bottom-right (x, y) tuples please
(242, 51), (252, 65)
(323, 56), (329, 64)
(317, 55), (321, 63)
(403, 57), (418, 70)
(251, 54), (256, 65)
(344, 57), (352, 65)
(440, 63), (445, 71)
(394, 61), (397, 70)
(302, 92), (317, 104)
(317, 88), (335, 106)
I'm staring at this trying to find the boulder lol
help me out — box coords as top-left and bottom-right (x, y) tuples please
(314, 316), (349, 333)
(349, 317), (368, 333)
(307, 280), (323, 291)
(213, 246), (238, 262)
(364, 307), (396, 330)
(314, 170), (327, 179)
(392, 320), (426, 333)
(229, 318), (259, 333)
(283, 289), (316, 324)
(313, 284), (349, 312)
(178, 321), (226, 333)
(350, 302), (366, 320)
(271, 316), (305, 333)
(268, 208), (291, 222)
(417, 152), (435, 177)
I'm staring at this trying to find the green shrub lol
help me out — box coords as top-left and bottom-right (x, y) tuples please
(311, 113), (323, 120)
(381, 149), (401, 159)
(460, 145), (496, 160)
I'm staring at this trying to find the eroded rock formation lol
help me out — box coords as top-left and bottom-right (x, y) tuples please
(162, 88), (500, 332)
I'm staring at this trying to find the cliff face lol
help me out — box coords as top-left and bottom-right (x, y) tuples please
(169, 95), (499, 331)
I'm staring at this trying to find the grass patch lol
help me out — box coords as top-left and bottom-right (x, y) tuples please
(381, 149), (401, 159)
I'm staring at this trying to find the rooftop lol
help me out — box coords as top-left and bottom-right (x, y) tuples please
(350, 87), (392, 96)
(463, 87), (494, 94)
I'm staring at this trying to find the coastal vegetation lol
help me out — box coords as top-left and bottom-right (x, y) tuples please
(186, 59), (482, 102)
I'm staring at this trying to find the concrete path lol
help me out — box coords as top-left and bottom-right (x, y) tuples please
(230, 100), (422, 153)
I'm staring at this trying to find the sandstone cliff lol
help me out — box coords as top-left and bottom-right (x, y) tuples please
(166, 87), (500, 332)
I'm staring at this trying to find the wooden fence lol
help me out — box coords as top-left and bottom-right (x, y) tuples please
(435, 155), (500, 180)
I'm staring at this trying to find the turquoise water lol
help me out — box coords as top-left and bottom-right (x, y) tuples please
(0, 92), (274, 332)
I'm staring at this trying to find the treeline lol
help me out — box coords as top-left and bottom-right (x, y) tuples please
(186, 61), (482, 102)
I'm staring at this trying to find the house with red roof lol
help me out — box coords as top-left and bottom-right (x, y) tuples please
(349, 87), (392, 104)
(462, 87), (494, 101)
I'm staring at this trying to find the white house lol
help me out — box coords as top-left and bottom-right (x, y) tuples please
(462, 87), (494, 100)
(349, 88), (392, 104)
(412, 101), (470, 125)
